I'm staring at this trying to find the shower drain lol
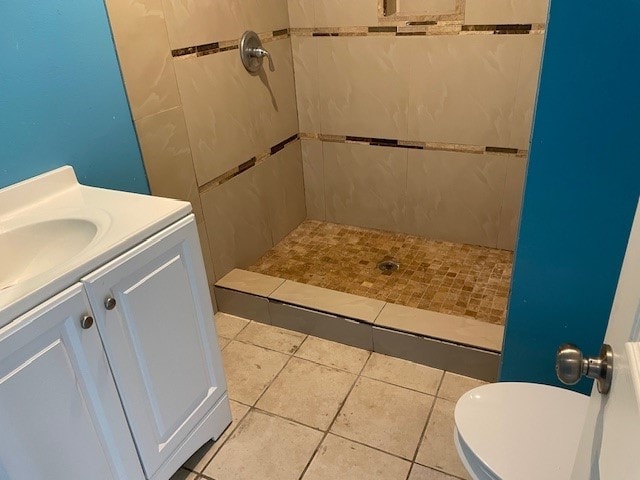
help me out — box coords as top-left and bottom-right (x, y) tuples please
(377, 259), (400, 273)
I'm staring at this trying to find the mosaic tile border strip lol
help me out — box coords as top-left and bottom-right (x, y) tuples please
(197, 130), (527, 194)
(172, 21), (545, 58)
(172, 29), (289, 58)
(301, 132), (528, 157)
(198, 134), (299, 193)
(299, 23), (544, 37)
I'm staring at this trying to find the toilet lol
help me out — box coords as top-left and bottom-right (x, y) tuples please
(454, 382), (589, 480)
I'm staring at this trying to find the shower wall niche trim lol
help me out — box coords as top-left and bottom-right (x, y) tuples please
(382, 0), (465, 22)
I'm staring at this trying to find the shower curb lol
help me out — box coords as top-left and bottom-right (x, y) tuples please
(214, 285), (500, 382)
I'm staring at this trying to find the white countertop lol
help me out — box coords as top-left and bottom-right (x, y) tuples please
(0, 166), (191, 328)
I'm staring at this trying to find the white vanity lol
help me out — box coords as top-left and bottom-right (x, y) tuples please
(0, 167), (231, 479)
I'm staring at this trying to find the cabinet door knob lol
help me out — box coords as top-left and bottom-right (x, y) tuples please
(104, 297), (117, 310)
(80, 315), (94, 329)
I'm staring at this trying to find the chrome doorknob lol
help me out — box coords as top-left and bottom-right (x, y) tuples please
(556, 343), (613, 394)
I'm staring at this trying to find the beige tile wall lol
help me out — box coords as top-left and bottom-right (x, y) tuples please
(405, 150), (507, 247)
(173, 38), (298, 186)
(302, 139), (525, 248)
(105, 0), (546, 295)
(291, 0), (546, 250)
(465, 0), (549, 24)
(288, 0), (380, 28)
(301, 139), (325, 220)
(202, 142), (306, 278)
(399, 0), (459, 15)
(105, 0), (305, 288)
(162, 0), (289, 48)
(324, 142), (407, 232)
(293, 35), (544, 150)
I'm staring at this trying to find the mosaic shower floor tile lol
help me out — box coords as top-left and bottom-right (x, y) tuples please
(248, 221), (512, 325)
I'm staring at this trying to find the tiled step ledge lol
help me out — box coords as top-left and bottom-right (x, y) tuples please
(214, 269), (504, 382)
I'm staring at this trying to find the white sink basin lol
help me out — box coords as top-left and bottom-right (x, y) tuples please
(0, 166), (192, 329)
(0, 219), (98, 291)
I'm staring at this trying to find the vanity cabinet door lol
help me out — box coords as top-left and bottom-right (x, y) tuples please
(0, 284), (144, 480)
(82, 215), (227, 478)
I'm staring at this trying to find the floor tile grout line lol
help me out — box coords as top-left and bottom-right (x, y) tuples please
(215, 314), (251, 341)
(188, 405), (252, 475)
(406, 372), (446, 479)
(406, 401), (437, 479)
(229, 326), (475, 396)
(434, 369), (447, 397)
(199, 330), (299, 475)
(327, 430), (421, 464)
(413, 462), (470, 480)
(359, 371), (443, 397)
(251, 351), (297, 408)
(212, 321), (478, 480)
(296, 350), (372, 480)
(232, 320), (309, 356)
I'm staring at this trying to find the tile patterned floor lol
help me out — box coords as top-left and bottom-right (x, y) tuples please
(248, 221), (513, 325)
(171, 313), (487, 480)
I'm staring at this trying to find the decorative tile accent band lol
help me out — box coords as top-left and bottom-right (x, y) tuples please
(172, 29), (290, 58)
(198, 131), (526, 193)
(295, 24), (545, 37)
(301, 132), (527, 157)
(198, 134), (300, 193)
(172, 21), (545, 58)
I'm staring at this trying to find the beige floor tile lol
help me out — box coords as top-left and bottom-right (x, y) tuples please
(257, 357), (356, 430)
(236, 321), (306, 354)
(331, 377), (434, 459)
(416, 398), (471, 479)
(183, 400), (250, 472)
(169, 468), (198, 480)
(361, 352), (444, 395)
(215, 313), (249, 339)
(204, 410), (323, 480)
(295, 336), (370, 374)
(302, 433), (411, 480)
(221, 341), (289, 405)
(218, 337), (231, 350)
(438, 372), (487, 402)
(409, 464), (461, 480)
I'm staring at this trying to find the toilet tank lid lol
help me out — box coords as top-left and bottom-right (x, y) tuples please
(454, 382), (589, 480)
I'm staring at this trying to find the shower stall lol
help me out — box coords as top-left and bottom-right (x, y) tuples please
(105, 0), (547, 379)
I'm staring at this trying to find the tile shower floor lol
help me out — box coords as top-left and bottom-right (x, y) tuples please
(249, 221), (513, 325)
(171, 313), (485, 480)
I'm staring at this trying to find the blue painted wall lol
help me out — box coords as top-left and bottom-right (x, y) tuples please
(0, 0), (149, 194)
(500, 0), (640, 393)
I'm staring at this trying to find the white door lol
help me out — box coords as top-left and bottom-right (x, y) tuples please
(82, 215), (227, 478)
(571, 201), (640, 479)
(0, 284), (144, 480)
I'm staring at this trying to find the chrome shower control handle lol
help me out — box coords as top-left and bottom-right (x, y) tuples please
(248, 46), (274, 71)
(240, 31), (274, 73)
(248, 47), (270, 59)
(556, 343), (613, 394)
